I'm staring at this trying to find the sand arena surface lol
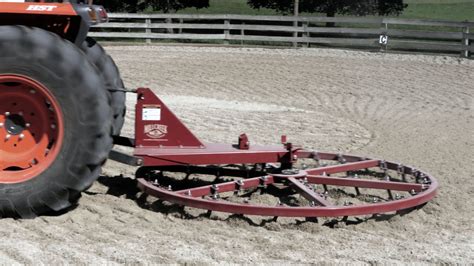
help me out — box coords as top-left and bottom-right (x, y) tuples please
(0, 46), (473, 263)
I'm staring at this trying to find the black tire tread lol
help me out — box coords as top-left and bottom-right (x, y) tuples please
(0, 26), (113, 218)
(81, 37), (126, 136)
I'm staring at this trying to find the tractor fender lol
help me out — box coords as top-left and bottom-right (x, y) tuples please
(0, 2), (104, 46)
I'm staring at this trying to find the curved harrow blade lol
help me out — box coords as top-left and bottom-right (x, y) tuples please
(136, 152), (437, 218)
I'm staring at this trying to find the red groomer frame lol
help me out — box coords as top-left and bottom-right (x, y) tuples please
(109, 88), (438, 218)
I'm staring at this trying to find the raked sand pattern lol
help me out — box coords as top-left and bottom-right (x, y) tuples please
(0, 46), (472, 264)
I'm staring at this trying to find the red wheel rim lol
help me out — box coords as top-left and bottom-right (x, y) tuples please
(0, 75), (64, 183)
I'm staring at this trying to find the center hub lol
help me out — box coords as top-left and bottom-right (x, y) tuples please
(5, 114), (26, 135)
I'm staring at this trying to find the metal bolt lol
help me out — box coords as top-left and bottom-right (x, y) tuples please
(19, 133), (25, 140)
(338, 153), (346, 164)
(235, 180), (244, 192)
(51, 124), (56, 129)
(397, 164), (404, 174)
(412, 169), (419, 178)
(168, 185), (172, 191)
(18, 111), (23, 116)
(5, 111), (10, 116)
(25, 123), (30, 128)
(211, 184), (219, 200)
(5, 134), (11, 140)
(354, 174), (359, 179)
(30, 89), (36, 94)
(0, 122), (3, 128)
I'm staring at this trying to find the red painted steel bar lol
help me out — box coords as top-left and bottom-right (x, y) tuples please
(175, 176), (275, 197)
(295, 151), (369, 162)
(305, 159), (380, 175)
(137, 173), (438, 217)
(287, 177), (332, 206)
(135, 144), (289, 167)
(305, 175), (425, 192)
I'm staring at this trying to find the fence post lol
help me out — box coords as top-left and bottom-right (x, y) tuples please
(379, 21), (388, 53)
(302, 21), (309, 48)
(179, 18), (183, 34)
(293, 0), (299, 48)
(165, 17), (173, 34)
(145, 18), (151, 44)
(293, 18), (298, 48)
(461, 26), (470, 58)
(224, 19), (230, 45)
(241, 22), (245, 46)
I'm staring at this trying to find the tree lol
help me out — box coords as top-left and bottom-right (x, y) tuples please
(247, 0), (407, 17)
(94, 0), (143, 12)
(95, 0), (209, 13)
(149, 0), (209, 13)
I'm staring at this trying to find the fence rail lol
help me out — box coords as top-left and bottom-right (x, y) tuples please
(89, 13), (473, 58)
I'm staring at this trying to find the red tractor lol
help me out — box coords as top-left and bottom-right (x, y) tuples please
(0, 1), (438, 219)
(0, 0), (125, 217)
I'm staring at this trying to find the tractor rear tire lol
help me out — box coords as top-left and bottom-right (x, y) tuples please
(0, 26), (113, 218)
(81, 37), (126, 136)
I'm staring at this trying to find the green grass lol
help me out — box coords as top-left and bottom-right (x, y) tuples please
(172, 0), (474, 21)
(401, 2), (474, 20)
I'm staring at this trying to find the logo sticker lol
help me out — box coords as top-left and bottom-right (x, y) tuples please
(144, 124), (168, 139)
(27, 5), (58, 12)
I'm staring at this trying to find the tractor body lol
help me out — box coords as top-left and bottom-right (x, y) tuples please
(0, 0), (125, 218)
(0, 1), (107, 45)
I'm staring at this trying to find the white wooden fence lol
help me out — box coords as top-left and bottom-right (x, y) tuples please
(89, 13), (474, 58)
